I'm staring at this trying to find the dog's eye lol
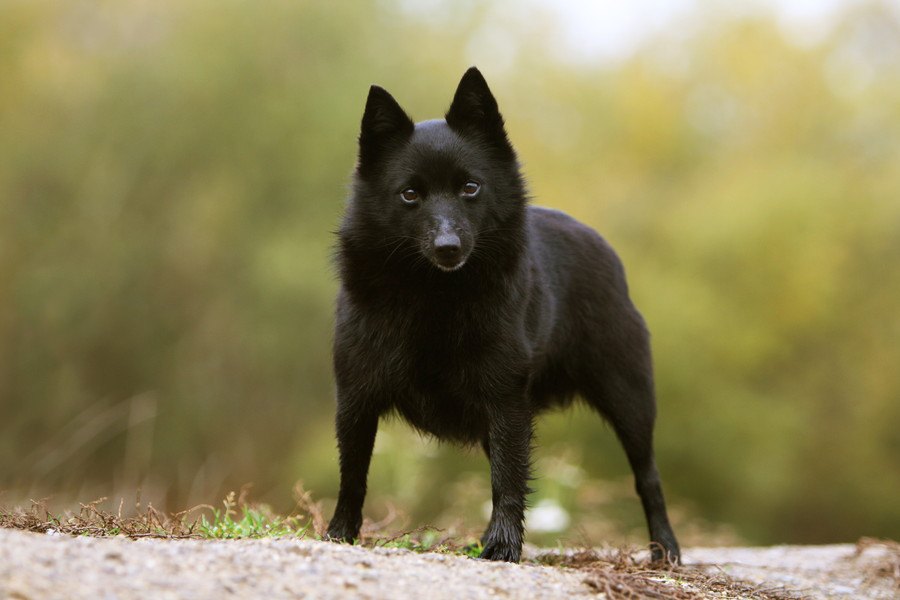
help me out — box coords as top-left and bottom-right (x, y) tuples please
(400, 188), (420, 204)
(461, 181), (481, 197)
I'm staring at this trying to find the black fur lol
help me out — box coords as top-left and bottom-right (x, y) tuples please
(326, 67), (681, 564)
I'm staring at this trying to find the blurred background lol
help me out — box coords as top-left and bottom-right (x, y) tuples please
(2, 0), (899, 547)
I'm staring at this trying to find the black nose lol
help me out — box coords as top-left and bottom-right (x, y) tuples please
(434, 233), (461, 260)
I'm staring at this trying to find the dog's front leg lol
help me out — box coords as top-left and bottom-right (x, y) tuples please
(326, 403), (378, 543)
(479, 399), (533, 563)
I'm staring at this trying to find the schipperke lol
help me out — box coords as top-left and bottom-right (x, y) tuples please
(326, 67), (681, 564)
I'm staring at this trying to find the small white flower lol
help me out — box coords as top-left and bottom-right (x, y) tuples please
(526, 500), (570, 533)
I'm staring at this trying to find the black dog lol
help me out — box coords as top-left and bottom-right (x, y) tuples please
(326, 67), (681, 564)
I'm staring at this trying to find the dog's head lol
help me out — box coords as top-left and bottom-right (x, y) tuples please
(345, 67), (525, 274)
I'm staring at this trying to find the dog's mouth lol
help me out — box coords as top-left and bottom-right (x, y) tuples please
(432, 257), (467, 272)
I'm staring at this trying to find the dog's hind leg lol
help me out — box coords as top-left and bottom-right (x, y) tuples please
(583, 368), (681, 564)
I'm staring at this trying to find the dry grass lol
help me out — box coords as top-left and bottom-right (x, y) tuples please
(0, 495), (200, 538)
(0, 483), (325, 540)
(536, 547), (809, 600)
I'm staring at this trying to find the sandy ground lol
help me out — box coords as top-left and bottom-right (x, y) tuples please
(0, 527), (896, 599)
(679, 544), (896, 599)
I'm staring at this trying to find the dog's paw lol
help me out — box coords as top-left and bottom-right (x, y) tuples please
(479, 540), (522, 563)
(324, 520), (359, 544)
(649, 538), (681, 566)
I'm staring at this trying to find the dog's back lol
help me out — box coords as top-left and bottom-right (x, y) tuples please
(524, 207), (654, 415)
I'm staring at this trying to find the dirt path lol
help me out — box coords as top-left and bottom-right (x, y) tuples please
(0, 527), (896, 599)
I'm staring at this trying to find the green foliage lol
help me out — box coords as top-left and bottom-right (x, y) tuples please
(2, 0), (899, 546)
(195, 492), (308, 539)
(370, 530), (483, 558)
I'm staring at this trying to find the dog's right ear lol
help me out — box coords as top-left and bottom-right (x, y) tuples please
(445, 67), (514, 159)
(358, 85), (414, 173)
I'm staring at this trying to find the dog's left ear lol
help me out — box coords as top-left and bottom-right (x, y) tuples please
(446, 67), (514, 157)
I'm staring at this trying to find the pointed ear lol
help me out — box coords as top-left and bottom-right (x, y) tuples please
(445, 67), (513, 155)
(358, 85), (414, 172)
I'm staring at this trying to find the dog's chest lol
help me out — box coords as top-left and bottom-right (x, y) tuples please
(377, 304), (497, 439)
(339, 289), (524, 438)
(398, 316), (489, 393)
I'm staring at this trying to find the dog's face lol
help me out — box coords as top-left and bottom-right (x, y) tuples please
(348, 68), (523, 273)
